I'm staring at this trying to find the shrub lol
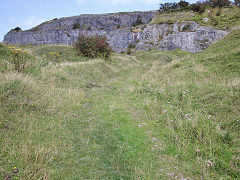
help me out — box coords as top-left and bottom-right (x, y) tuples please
(74, 34), (113, 59)
(8, 47), (29, 72)
(127, 48), (132, 55)
(13, 27), (21, 32)
(209, 0), (231, 7)
(178, 0), (189, 8)
(159, 2), (179, 12)
(190, 1), (207, 14)
(73, 23), (80, 29)
(182, 24), (191, 31)
(216, 8), (222, 16)
(128, 43), (136, 49)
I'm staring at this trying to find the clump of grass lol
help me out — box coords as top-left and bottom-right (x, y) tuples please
(48, 51), (60, 65)
(0, 43), (12, 71)
(8, 47), (30, 72)
(0, 79), (46, 114)
(150, 11), (195, 24)
(0, 44), (91, 76)
(32, 45), (86, 62)
(192, 7), (240, 29)
(0, 44), (35, 73)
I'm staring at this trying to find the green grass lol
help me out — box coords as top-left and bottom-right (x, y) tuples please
(0, 30), (240, 179)
(193, 7), (240, 29)
(150, 11), (195, 24)
(31, 44), (87, 62)
(0, 44), (88, 76)
(151, 7), (240, 29)
(0, 43), (12, 72)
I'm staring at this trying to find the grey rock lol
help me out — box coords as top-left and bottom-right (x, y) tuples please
(203, 18), (209, 22)
(4, 11), (229, 53)
(140, 23), (169, 45)
(4, 11), (156, 52)
(136, 22), (229, 53)
(173, 22), (179, 33)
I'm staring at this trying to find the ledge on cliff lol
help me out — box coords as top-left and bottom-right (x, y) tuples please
(28, 10), (157, 32)
(150, 7), (240, 29)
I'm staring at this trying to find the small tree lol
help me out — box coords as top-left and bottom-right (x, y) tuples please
(191, 1), (207, 14)
(74, 34), (113, 59)
(209, 0), (231, 7)
(178, 0), (189, 8)
(13, 27), (22, 32)
(159, 2), (179, 12)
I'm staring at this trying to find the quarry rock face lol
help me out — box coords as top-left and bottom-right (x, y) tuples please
(4, 11), (229, 53)
(137, 21), (229, 53)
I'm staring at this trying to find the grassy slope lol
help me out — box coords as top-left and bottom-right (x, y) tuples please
(134, 30), (240, 179)
(0, 30), (240, 179)
(151, 7), (240, 29)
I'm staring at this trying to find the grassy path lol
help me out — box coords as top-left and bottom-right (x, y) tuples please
(0, 53), (194, 179)
(49, 56), (192, 179)
(2, 44), (239, 179)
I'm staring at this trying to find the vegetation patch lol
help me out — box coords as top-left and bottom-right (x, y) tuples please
(74, 34), (113, 59)
(72, 23), (80, 29)
(152, 1), (240, 29)
(181, 24), (191, 32)
(150, 11), (195, 24)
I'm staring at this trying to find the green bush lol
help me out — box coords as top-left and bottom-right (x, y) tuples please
(8, 47), (29, 72)
(179, 0), (190, 8)
(190, 1), (207, 14)
(209, 0), (231, 8)
(74, 34), (113, 59)
(159, 2), (179, 12)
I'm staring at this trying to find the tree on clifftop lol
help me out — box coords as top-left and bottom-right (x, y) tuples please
(209, 0), (231, 7)
(178, 0), (189, 8)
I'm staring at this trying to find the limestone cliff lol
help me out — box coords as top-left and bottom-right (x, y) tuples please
(3, 11), (229, 53)
(136, 21), (229, 53)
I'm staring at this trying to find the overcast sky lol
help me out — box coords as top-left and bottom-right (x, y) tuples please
(0, 0), (197, 42)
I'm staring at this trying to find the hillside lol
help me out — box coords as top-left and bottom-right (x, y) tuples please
(4, 7), (240, 53)
(151, 6), (240, 29)
(0, 19), (240, 179)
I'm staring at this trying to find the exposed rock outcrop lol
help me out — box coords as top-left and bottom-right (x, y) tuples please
(136, 21), (229, 53)
(4, 11), (229, 53)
